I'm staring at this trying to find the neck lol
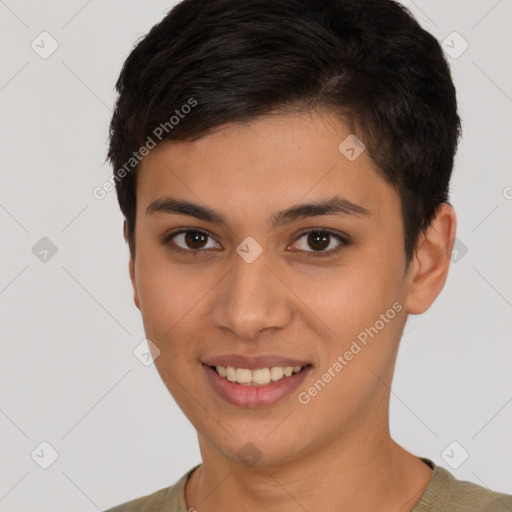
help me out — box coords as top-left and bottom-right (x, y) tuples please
(185, 429), (433, 512)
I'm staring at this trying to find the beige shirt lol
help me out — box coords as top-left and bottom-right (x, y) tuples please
(104, 457), (512, 511)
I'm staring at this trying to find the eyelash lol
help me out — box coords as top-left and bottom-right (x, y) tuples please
(162, 228), (349, 259)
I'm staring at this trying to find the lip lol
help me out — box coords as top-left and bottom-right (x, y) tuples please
(203, 363), (313, 408)
(202, 353), (311, 370)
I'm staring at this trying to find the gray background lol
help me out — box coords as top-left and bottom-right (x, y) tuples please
(1, 0), (511, 510)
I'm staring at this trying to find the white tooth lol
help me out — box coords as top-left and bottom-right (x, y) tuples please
(236, 368), (252, 384)
(270, 366), (284, 381)
(283, 366), (294, 377)
(252, 368), (271, 385)
(217, 365), (301, 384)
(226, 366), (237, 382)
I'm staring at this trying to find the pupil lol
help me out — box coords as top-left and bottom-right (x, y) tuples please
(309, 231), (329, 251)
(185, 231), (207, 249)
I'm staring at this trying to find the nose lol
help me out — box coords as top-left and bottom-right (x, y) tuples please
(210, 250), (293, 341)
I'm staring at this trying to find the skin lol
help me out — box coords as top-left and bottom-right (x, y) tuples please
(127, 109), (456, 512)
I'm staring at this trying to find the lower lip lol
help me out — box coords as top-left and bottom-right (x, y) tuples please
(203, 364), (312, 408)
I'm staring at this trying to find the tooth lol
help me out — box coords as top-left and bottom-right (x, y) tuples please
(270, 366), (284, 381)
(226, 366), (237, 382)
(252, 368), (271, 385)
(236, 368), (252, 384)
(216, 364), (305, 384)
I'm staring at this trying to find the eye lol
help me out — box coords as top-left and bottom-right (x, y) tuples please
(163, 229), (221, 256)
(163, 228), (349, 258)
(290, 229), (348, 258)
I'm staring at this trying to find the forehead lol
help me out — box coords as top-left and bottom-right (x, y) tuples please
(135, 110), (398, 225)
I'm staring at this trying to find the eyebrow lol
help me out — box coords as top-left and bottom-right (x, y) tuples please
(146, 195), (371, 228)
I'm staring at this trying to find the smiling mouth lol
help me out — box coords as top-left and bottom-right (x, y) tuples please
(209, 364), (311, 386)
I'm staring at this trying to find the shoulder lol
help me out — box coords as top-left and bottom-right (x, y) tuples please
(102, 465), (200, 512)
(103, 486), (171, 512)
(414, 458), (512, 512)
(442, 468), (512, 512)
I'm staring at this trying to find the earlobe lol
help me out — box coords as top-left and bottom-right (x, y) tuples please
(404, 203), (457, 315)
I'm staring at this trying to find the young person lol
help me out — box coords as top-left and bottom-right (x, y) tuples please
(104, 0), (512, 510)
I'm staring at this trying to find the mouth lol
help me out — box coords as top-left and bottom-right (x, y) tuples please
(208, 363), (310, 386)
(202, 361), (313, 408)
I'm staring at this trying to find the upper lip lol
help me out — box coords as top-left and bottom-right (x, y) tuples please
(202, 354), (311, 370)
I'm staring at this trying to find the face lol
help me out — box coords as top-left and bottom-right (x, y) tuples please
(129, 110), (412, 466)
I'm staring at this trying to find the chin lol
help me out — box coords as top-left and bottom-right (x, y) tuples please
(207, 432), (307, 469)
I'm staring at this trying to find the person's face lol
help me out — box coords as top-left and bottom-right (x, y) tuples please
(129, 110), (413, 465)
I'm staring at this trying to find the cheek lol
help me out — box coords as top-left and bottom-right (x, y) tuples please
(309, 262), (398, 328)
(138, 264), (205, 402)
(294, 270), (405, 435)
(136, 243), (191, 316)
(308, 255), (405, 376)
(135, 251), (220, 377)
(135, 253), (191, 346)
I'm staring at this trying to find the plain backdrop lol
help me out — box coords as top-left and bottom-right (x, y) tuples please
(1, 0), (511, 510)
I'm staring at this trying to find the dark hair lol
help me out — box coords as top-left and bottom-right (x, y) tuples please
(108, 0), (461, 265)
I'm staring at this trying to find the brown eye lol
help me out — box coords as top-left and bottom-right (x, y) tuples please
(307, 231), (330, 251)
(291, 229), (347, 257)
(163, 228), (348, 259)
(165, 229), (221, 255)
(183, 230), (209, 249)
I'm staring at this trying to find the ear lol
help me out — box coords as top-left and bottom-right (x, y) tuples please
(124, 220), (141, 311)
(404, 203), (457, 315)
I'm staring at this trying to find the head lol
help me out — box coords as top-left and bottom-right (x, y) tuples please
(108, 0), (460, 466)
